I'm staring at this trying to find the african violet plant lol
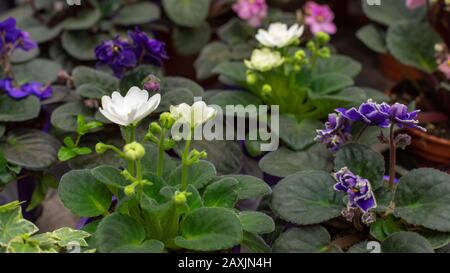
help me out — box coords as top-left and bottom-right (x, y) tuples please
(0, 17), (62, 212)
(270, 100), (450, 253)
(57, 86), (273, 253)
(0, 201), (90, 253)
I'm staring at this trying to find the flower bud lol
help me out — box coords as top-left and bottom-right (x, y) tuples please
(173, 191), (191, 204)
(143, 74), (161, 92)
(261, 84), (272, 97)
(318, 47), (331, 58)
(159, 112), (176, 129)
(246, 72), (257, 85)
(395, 133), (412, 150)
(294, 50), (306, 61)
(315, 31), (330, 44)
(124, 184), (135, 196)
(123, 142), (145, 161)
(95, 142), (109, 154)
(149, 122), (162, 134)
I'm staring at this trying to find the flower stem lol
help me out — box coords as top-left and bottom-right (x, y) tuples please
(181, 132), (192, 191)
(156, 128), (167, 177)
(136, 159), (143, 201)
(126, 126), (136, 176)
(388, 124), (397, 191)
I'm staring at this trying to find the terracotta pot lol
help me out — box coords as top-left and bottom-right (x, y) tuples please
(378, 54), (423, 82)
(406, 126), (450, 167)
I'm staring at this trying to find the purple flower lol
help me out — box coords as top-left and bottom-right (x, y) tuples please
(143, 74), (160, 92)
(406, 0), (427, 10)
(385, 103), (426, 131)
(333, 167), (377, 213)
(304, 1), (337, 35)
(232, 0), (268, 28)
(0, 78), (52, 100)
(95, 36), (137, 78)
(128, 28), (168, 66)
(336, 99), (390, 128)
(0, 17), (36, 53)
(315, 113), (352, 152)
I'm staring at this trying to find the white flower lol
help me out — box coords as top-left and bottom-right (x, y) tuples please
(256, 23), (304, 48)
(170, 101), (217, 129)
(244, 48), (285, 72)
(100, 86), (161, 126)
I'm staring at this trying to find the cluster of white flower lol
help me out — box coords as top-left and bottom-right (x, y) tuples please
(244, 23), (304, 72)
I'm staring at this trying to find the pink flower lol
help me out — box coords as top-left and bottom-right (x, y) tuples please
(232, 0), (268, 28)
(304, 1), (337, 35)
(406, 0), (427, 10)
(438, 56), (450, 79)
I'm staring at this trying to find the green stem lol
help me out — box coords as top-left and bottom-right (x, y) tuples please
(156, 128), (167, 177)
(126, 126), (136, 176)
(136, 159), (143, 200)
(74, 134), (82, 147)
(181, 133), (192, 191)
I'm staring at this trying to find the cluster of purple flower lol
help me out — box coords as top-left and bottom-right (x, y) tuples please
(333, 167), (377, 217)
(0, 17), (37, 55)
(315, 99), (426, 153)
(0, 18), (51, 100)
(95, 28), (168, 78)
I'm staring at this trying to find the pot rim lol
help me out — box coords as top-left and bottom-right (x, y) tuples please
(407, 127), (450, 145)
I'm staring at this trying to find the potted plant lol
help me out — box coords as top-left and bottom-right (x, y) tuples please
(57, 87), (273, 253)
(270, 100), (450, 253)
(359, 0), (450, 168)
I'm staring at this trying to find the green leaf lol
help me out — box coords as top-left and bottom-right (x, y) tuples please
(0, 202), (38, 246)
(361, 0), (426, 25)
(168, 160), (216, 189)
(242, 231), (271, 253)
(52, 227), (90, 248)
(62, 30), (109, 61)
(313, 55), (362, 78)
(162, 76), (204, 97)
(60, 9), (101, 30)
(381, 232), (433, 253)
(2, 130), (59, 170)
(356, 24), (387, 54)
(206, 91), (262, 113)
(59, 169), (112, 217)
(73, 66), (119, 99)
(0, 95), (40, 122)
(11, 47), (40, 63)
(113, 2), (160, 25)
(96, 213), (164, 253)
(278, 115), (323, 151)
(394, 168), (450, 232)
(195, 42), (231, 80)
(142, 143), (178, 179)
(222, 174), (271, 200)
(347, 241), (372, 253)
(273, 226), (341, 253)
(218, 18), (255, 46)
(91, 165), (129, 189)
(386, 21), (442, 73)
(213, 62), (247, 86)
(334, 143), (385, 189)
(259, 146), (333, 178)
(271, 171), (344, 225)
(311, 73), (354, 94)
(175, 207), (243, 251)
(26, 177), (50, 212)
(203, 177), (239, 208)
(162, 0), (211, 27)
(419, 229), (450, 249)
(13, 58), (61, 84)
(182, 140), (243, 174)
(51, 102), (96, 132)
(58, 147), (78, 162)
(239, 211), (275, 234)
(173, 23), (211, 56)
(157, 88), (194, 113)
